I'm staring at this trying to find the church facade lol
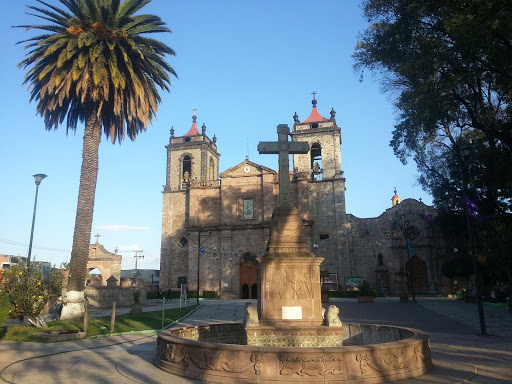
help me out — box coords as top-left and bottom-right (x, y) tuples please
(159, 97), (448, 298)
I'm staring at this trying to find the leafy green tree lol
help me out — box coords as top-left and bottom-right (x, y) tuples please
(16, 0), (176, 318)
(354, 0), (512, 284)
(1, 265), (64, 327)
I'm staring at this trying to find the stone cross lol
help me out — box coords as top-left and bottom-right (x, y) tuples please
(95, 233), (101, 244)
(258, 124), (309, 207)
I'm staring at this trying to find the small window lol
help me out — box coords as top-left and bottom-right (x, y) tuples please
(319, 234), (329, 240)
(243, 199), (254, 219)
(184, 137), (191, 142)
(179, 237), (188, 247)
(177, 276), (187, 288)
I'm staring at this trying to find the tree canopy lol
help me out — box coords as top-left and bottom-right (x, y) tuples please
(17, 0), (177, 143)
(354, 0), (512, 283)
(354, 0), (512, 213)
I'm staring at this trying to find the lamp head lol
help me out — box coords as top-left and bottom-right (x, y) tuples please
(33, 174), (47, 185)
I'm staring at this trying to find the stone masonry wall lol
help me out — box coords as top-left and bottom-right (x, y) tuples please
(344, 199), (443, 295)
(84, 286), (147, 309)
(160, 191), (189, 290)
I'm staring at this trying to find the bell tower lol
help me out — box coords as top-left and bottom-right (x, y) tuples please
(164, 110), (220, 192)
(160, 111), (220, 290)
(290, 94), (349, 286)
(291, 93), (343, 182)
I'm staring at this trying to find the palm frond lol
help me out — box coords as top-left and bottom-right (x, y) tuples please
(26, 5), (68, 24)
(18, 0), (176, 139)
(35, 0), (72, 19)
(117, 0), (150, 19)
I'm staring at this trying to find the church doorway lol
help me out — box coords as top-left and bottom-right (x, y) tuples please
(406, 255), (429, 293)
(242, 284), (249, 299)
(240, 253), (258, 299)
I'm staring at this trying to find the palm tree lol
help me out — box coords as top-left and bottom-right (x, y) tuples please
(17, 0), (176, 318)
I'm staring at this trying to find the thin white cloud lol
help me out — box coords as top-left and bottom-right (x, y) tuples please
(93, 225), (151, 232)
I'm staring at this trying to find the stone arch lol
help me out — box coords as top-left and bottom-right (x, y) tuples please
(181, 153), (193, 183)
(311, 142), (322, 181)
(87, 243), (122, 287)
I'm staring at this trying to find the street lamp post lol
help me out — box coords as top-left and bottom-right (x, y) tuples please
(452, 147), (487, 336)
(187, 230), (211, 306)
(27, 174), (47, 267)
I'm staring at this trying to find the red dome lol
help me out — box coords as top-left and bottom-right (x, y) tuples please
(300, 107), (328, 124)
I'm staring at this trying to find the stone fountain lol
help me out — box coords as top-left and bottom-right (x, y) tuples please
(155, 124), (432, 383)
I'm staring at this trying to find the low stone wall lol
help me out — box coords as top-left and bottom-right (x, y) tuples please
(156, 322), (432, 383)
(84, 286), (146, 309)
(342, 323), (414, 346)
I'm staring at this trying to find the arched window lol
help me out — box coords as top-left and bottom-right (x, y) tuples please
(182, 155), (192, 183)
(209, 158), (215, 180)
(311, 143), (322, 181)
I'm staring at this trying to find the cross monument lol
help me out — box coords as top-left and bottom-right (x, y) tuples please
(258, 124), (309, 207)
(255, 124), (323, 328)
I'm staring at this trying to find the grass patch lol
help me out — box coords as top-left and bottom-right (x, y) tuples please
(0, 305), (198, 342)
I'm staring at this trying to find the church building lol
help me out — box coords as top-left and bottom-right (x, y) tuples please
(160, 96), (448, 298)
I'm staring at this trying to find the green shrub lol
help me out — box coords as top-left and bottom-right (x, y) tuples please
(1, 265), (63, 327)
(328, 290), (359, 298)
(188, 290), (217, 299)
(146, 291), (159, 299)
(0, 294), (11, 325)
(328, 288), (378, 298)
(148, 290), (182, 299)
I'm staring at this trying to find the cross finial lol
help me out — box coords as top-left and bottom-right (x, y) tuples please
(312, 91), (317, 100)
(95, 233), (101, 244)
(193, 108), (197, 116)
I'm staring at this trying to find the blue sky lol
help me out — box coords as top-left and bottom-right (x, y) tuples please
(0, 0), (432, 270)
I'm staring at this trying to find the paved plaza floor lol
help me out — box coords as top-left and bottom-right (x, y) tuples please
(0, 297), (510, 383)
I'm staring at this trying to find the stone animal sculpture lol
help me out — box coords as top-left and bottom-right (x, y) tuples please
(324, 305), (342, 327)
(244, 303), (259, 327)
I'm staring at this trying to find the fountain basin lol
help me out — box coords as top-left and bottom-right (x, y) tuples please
(156, 322), (432, 383)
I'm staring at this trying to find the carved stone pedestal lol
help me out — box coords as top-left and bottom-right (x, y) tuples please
(257, 206), (324, 327)
(258, 257), (324, 326)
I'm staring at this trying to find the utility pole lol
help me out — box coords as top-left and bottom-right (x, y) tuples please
(133, 250), (144, 272)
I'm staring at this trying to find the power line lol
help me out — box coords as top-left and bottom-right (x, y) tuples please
(0, 237), (71, 253)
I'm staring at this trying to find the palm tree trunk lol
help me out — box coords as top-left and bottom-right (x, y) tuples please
(60, 107), (101, 319)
